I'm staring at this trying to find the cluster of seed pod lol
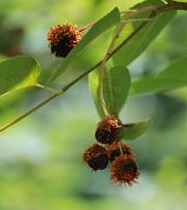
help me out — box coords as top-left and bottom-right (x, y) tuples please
(83, 116), (140, 186)
(46, 24), (140, 186)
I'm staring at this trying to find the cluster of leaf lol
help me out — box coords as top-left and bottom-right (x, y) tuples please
(0, 0), (186, 136)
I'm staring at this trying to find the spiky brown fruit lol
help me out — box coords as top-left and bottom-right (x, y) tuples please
(107, 143), (133, 162)
(95, 116), (122, 145)
(110, 154), (139, 186)
(83, 143), (109, 171)
(46, 23), (81, 57)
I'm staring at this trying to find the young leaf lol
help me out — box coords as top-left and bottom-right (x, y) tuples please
(130, 56), (187, 96)
(113, 0), (176, 66)
(89, 66), (131, 118)
(0, 56), (40, 97)
(50, 7), (121, 82)
(120, 120), (150, 140)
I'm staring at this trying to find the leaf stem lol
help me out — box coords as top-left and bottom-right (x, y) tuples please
(98, 22), (126, 117)
(121, 17), (154, 23)
(79, 21), (97, 32)
(118, 142), (124, 155)
(36, 83), (61, 94)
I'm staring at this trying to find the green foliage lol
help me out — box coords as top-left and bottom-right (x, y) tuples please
(0, 56), (40, 97)
(0, 0), (187, 208)
(50, 7), (121, 82)
(120, 120), (150, 140)
(89, 66), (131, 117)
(113, 2), (176, 66)
(0, 0), (185, 138)
(130, 56), (187, 96)
(0, 0), (186, 141)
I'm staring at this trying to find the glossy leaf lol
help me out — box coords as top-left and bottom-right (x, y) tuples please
(130, 56), (187, 96)
(89, 66), (131, 118)
(0, 56), (40, 97)
(120, 120), (150, 140)
(50, 7), (121, 82)
(113, 0), (176, 66)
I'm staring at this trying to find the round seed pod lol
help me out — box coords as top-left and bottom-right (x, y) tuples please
(83, 143), (109, 171)
(95, 116), (122, 145)
(110, 154), (140, 186)
(46, 23), (81, 57)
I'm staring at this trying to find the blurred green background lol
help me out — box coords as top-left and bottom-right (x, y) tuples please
(0, 0), (187, 210)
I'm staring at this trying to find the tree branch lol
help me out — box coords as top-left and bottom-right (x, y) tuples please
(0, 1), (187, 132)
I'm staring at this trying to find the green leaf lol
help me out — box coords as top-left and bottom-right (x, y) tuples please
(0, 55), (40, 97)
(89, 66), (131, 118)
(113, 0), (176, 66)
(50, 7), (121, 82)
(120, 120), (150, 140)
(130, 56), (187, 96)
